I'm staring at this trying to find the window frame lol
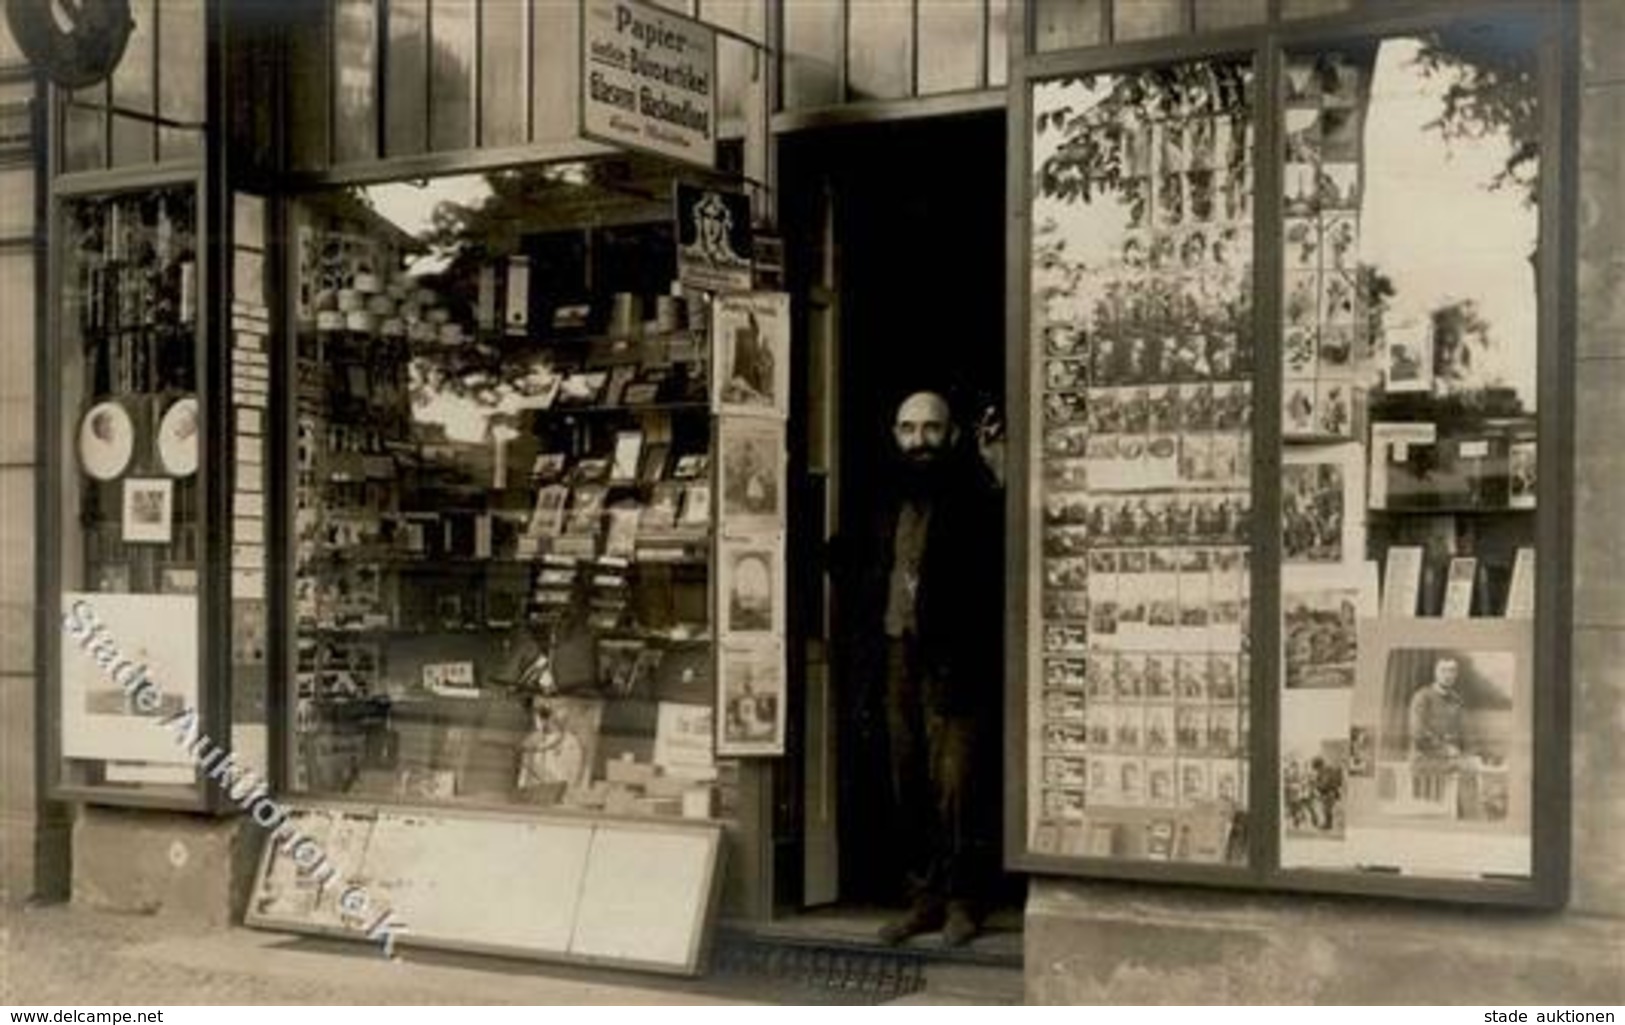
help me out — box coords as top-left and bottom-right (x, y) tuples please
(1003, 0), (1575, 908)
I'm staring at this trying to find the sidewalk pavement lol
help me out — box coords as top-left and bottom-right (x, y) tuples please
(0, 903), (750, 1006)
(0, 903), (1022, 1006)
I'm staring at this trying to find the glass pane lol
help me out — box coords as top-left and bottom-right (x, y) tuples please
(288, 8), (331, 170)
(1026, 60), (1257, 865)
(1033, 0), (1102, 53)
(479, 0), (527, 148)
(58, 185), (203, 800)
(782, 0), (841, 110)
(62, 86), (106, 173)
(847, 0), (913, 101)
(531, 0), (578, 142)
(989, 0), (1009, 87)
(0, 7), (20, 64)
(287, 172), (736, 821)
(430, 0), (475, 152)
(1282, 0), (1352, 19)
(111, 0), (155, 166)
(1195, 0), (1267, 32)
(386, 0), (429, 157)
(1276, 27), (1541, 881)
(918, 0), (983, 95)
(703, 0), (762, 131)
(1113, 0), (1187, 43)
(334, 0), (379, 164)
(157, 0), (205, 162)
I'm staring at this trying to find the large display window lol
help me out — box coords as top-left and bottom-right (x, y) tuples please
(1011, 7), (1569, 904)
(282, 163), (763, 826)
(49, 176), (216, 805)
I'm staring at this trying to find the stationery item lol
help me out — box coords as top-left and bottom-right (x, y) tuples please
(1442, 558), (1477, 618)
(1506, 548), (1535, 619)
(1381, 546), (1424, 617)
(611, 430), (645, 482)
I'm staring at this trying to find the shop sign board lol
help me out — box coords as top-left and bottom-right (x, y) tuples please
(580, 0), (717, 169)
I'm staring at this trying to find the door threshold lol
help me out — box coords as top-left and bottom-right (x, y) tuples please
(718, 905), (1023, 968)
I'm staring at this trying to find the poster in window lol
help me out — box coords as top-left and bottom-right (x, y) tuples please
(716, 641), (784, 757)
(122, 478), (175, 545)
(711, 292), (789, 420)
(719, 536), (784, 639)
(1345, 618), (1533, 877)
(718, 418), (785, 535)
(61, 592), (199, 766)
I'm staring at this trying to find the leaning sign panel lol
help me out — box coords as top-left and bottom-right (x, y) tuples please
(580, 0), (718, 170)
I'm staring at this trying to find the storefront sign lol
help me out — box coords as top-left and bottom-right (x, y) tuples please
(580, 0), (717, 169)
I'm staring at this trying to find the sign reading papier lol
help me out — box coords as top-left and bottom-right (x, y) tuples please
(581, 0), (717, 169)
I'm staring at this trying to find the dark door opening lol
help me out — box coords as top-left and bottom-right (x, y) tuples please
(782, 111), (1015, 928)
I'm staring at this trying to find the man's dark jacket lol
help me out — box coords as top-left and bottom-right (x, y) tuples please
(832, 449), (1005, 718)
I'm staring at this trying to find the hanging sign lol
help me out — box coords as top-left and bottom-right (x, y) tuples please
(580, 0), (717, 169)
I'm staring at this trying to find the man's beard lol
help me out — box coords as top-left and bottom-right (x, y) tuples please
(896, 446), (950, 498)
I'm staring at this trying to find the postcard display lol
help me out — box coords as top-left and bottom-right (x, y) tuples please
(288, 194), (745, 823)
(1275, 44), (1538, 880)
(57, 185), (204, 794)
(1027, 62), (1257, 865)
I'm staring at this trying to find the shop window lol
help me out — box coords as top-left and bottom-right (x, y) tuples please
(286, 168), (738, 824)
(53, 184), (206, 802)
(1016, 11), (1560, 901)
(1026, 58), (1258, 866)
(1275, 28), (1541, 881)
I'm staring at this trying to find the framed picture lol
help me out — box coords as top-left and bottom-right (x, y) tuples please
(678, 482), (711, 530)
(711, 292), (789, 419)
(1383, 321), (1435, 394)
(79, 400), (136, 481)
(122, 478), (175, 545)
(719, 536), (784, 639)
(718, 418), (785, 534)
(1346, 617), (1534, 878)
(716, 641), (785, 757)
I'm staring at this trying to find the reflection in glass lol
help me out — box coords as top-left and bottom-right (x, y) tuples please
(1275, 29), (1540, 880)
(111, 0), (155, 166)
(334, 0), (379, 164)
(429, 0), (475, 152)
(847, 0), (913, 102)
(386, 0), (429, 157)
(480, 0), (527, 148)
(1027, 61), (1256, 865)
(917, 0), (983, 95)
(157, 0), (205, 161)
(782, 0), (841, 110)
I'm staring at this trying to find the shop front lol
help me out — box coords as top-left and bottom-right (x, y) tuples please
(10, 0), (1625, 1004)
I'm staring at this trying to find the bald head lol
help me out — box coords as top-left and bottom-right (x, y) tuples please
(894, 391), (955, 461)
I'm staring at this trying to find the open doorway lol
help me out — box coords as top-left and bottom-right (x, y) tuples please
(780, 110), (1017, 945)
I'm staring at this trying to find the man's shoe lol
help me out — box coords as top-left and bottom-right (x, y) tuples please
(878, 902), (944, 946)
(941, 902), (979, 948)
